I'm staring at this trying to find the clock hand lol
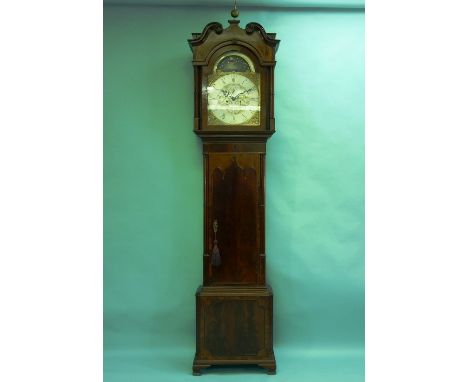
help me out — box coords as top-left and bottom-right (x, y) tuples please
(227, 89), (240, 101)
(232, 87), (255, 101)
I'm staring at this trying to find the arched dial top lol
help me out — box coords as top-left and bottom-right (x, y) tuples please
(214, 52), (255, 73)
(208, 52), (260, 126)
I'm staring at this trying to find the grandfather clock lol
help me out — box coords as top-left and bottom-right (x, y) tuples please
(188, 6), (279, 376)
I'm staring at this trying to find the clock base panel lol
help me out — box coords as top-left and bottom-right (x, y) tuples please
(193, 285), (276, 375)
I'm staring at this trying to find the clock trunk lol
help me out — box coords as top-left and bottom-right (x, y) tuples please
(203, 144), (266, 286)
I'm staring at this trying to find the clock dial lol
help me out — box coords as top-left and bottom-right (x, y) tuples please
(207, 73), (260, 125)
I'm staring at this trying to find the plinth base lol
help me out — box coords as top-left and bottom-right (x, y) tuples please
(193, 285), (276, 375)
(192, 355), (276, 375)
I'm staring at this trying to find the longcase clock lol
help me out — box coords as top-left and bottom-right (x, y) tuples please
(188, 8), (280, 375)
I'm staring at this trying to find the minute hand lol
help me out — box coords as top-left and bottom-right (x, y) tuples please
(232, 87), (255, 100)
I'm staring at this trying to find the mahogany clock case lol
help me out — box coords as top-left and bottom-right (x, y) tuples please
(189, 18), (280, 375)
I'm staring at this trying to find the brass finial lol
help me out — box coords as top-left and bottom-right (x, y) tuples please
(231, 0), (239, 18)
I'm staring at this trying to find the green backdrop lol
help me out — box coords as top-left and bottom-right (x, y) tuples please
(104, 4), (364, 381)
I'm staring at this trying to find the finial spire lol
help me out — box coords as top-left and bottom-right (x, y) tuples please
(231, 0), (239, 18)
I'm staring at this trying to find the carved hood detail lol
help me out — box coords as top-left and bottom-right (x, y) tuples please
(188, 19), (280, 66)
